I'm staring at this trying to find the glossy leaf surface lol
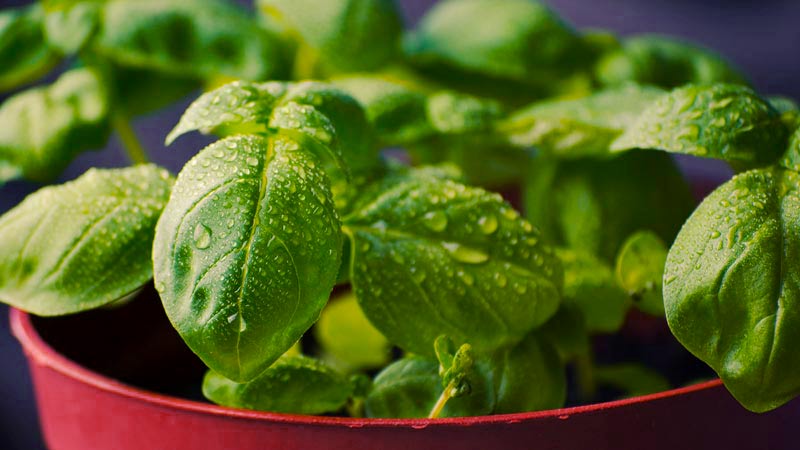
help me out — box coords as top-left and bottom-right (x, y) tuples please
(501, 85), (664, 158)
(664, 167), (800, 412)
(344, 170), (563, 356)
(203, 355), (354, 414)
(0, 165), (172, 315)
(612, 84), (788, 166)
(153, 134), (341, 382)
(0, 68), (110, 183)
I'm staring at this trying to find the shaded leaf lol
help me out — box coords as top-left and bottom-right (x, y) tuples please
(42, 0), (101, 54)
(615, 230), (668, 316)
(0, 5), (61, 92)
(594, 363), (670, 398)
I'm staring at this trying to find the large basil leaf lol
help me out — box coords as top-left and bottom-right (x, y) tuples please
(258, 0), (402, 76)
(612, 84), (788, 166)
(404, 0), (592, 91)
(202, 355), (354, 414)
(0, 5), (61, 92)
(93, 0), (291, 81)
(557, 249), (630, 333)
(314, 291), (391, 372)
(0, 68), (110, 183)
(500, 84), (664, 158)
(615, 230), (668, 316)
(0, 165), (172, 316)
(596, 35), (746, 89)
(153, 134), (342, 382)
(525, 151), (694, 262)
(664, 167), (800, 412)
(343, 170), (563, 356)
(364, 355), (495, 418)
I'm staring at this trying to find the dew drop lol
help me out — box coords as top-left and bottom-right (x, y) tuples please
(422, 211), (448, 232)
(442, 242), (489, 264)
(246, 156), (259, 167)
(477, 215), (498, 234)
(493, 273), (507, 288)
(194, 223), (212, 249)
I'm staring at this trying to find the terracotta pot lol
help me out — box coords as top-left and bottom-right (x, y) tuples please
(11, 305), (800, 450)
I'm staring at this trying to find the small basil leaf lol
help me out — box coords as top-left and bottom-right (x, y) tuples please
(0, 161), (22, 186)
(615, 230), (668, 316)
(404, 0), (591, 89)
(538, 302), (590, 362)
(500, 84), (665, 158)
(611, 84), (788, 166)
(557, 249), (630, 333)
(153, 134), (342, 382)
(525, 151), (694, 262)
(594, 363), (670, 398)
(344, 171), (563, 356)
(596, 35), (747, 89)
(108, 65), (202, 117)
(202, 355), (354, 415)
(664, 167), (800, 412)
(331, 76), (435, 146)
(0, 165), (172, 316)
(257, 0), (402, 76)
(93, 0), (290, 81)
(313, 291), (391, 372)
(490, 332), (566, 413)
(166, 81), (287, 144)
(0, 68), (110, 182)
(364, 355), (495, 418)
(0, 5), (61, 92)
(779, 127), (800, 173)
(425, 91), (503, 135)
(42, 0), (101, 54)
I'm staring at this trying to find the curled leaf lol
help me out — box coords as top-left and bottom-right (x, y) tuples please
(0, 165), (173, 316)
(615, 230), (668, 316)
(0, 5), (61, 92)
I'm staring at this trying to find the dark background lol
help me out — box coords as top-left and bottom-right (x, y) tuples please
(1, 0), (799, 448)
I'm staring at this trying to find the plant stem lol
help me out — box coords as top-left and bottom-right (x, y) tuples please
(112, 113), (149, 165)
(428, 381), (456, 419)
(575, 352), (597, 401)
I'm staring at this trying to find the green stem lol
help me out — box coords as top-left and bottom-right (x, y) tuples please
(428, 381), (456, 419)
(575, 352), (596, 401)
(112, 113), (149, 165)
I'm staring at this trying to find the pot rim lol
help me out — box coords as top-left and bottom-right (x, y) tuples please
(10, 307), (723, 428)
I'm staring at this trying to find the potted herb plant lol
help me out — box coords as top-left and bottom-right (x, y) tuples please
(2, 0), (799, 449)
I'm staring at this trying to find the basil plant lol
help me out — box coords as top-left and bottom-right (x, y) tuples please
(1, 0), (798, 417)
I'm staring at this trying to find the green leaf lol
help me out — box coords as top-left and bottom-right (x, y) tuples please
(107, 64), (202, 117)
(0, 68), (111, 182)
(779, 127), (800, 173)
(490, 332), (566, 413)
(42, 0), (101, 54)
(314, 291), (391, 372)
(153, 134), (342, 382)
(344, 170), (563, 356)
(556, 249), (630, 332)
(594, 363), (670, 398)
(331, 75), (435, 146)
(425, 91), (503, 135)
(93, 0), (291, 81)
(203, 355), (354, 414)
(404, 0), (591, 88)
(538, 302), (590, 362)
(0, 165), (172, 316)
(0, 161), (22, 186)
(0, 5), (62, 92)
(596, 35), (747, 89)
(258, 0), (403, 76)
(364, 355), (495, 418)
(611, 84), (788, 166)
(664, 167), (800, 412)
(525, 151), (694, 262)
(615, 230), (668, 316)
(500, 84), (665, 158)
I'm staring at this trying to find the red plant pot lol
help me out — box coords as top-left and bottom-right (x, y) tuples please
(11, 306), (800, 450)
